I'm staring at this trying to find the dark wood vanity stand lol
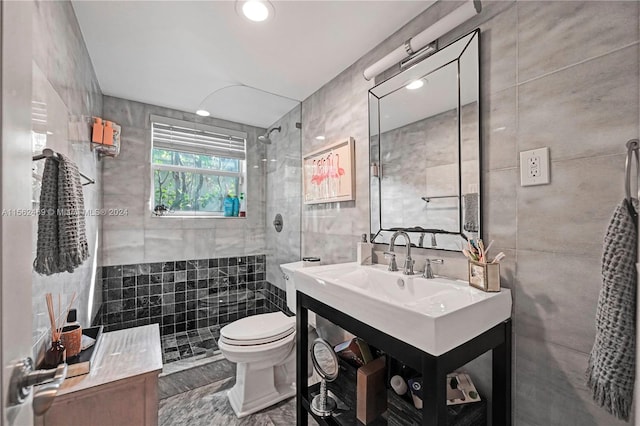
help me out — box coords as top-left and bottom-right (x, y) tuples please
(296, 292), (512, 426)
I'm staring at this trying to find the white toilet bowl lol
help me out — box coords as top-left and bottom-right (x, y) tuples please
(217, 261), (317, 418)
(218, 312), (299, 417)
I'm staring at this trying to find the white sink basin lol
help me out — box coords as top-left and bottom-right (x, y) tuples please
(293, 262), (512, 356)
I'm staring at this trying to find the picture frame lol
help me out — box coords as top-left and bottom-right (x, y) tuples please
(303, 137), (355, 205)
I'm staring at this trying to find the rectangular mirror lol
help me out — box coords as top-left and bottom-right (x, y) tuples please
(369, 29), (480, 251)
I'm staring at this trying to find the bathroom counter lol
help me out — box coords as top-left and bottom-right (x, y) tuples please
(57, 323), (162, 395)
(36, 324), (162, 426)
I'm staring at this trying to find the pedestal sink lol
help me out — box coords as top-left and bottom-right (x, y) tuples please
(293, 262), (512, 356)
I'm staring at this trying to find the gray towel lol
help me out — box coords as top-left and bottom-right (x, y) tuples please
(34, 153), (89, 275)
(586, 198), (637, 421)
(463, 193), (479, 233)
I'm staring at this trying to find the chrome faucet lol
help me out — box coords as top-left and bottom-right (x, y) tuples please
(423, 258), (444, 279)
(418, 232), (437, 248)
(385, 231), (414, 275)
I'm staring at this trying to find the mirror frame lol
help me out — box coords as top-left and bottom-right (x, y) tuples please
(368, 29), (481, 252)
(310, 338), (339, 382)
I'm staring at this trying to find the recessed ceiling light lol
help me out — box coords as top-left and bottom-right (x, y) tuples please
(236, 0), (274, 23)
(315, 135), (325, 140)
(261, 158), (268, 162)
(196, 109), (210, 117)
(406, 79), (424, 90)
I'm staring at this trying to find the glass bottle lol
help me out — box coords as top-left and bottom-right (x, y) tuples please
(44, 340), (66, 368)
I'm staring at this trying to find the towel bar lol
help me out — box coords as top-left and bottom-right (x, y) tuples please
(32, 148), (95, 186)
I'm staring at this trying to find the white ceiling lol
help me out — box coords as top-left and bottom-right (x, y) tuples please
(72, 1), (433, 128)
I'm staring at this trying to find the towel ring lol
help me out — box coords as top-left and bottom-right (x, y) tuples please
(625, 139), (639, 201)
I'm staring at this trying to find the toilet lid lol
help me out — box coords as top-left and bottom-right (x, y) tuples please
(220, 312), (295, 345)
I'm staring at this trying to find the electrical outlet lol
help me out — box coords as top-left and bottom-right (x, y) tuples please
(520, 147), (550, 186)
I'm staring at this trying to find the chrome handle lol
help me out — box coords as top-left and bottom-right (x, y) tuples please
(384, 251), (398, 272)
(33, 363), (67, 416)
(422, 258), (444, 279)
(273, 213), (283, 232)
(9, 357), (67, 416)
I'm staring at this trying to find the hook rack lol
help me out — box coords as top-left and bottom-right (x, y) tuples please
(32, 149), (95, 186)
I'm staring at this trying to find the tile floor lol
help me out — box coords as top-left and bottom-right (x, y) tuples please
(158, 357), (318, 426)
(161, 325), (221, 364)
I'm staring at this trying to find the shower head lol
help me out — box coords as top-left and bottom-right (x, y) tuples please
(258, 126), (281, 144)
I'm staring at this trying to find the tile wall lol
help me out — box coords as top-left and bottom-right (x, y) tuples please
(100, 96), (269, 266)
(300, 1), (638, 424)
(97, 255), (290, 335)
(31, 0), (103, 352)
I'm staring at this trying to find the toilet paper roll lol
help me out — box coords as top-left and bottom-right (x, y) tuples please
(390, 375), (408, 395)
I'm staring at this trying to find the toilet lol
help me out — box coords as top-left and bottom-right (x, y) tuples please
(218, 261), (317, 418)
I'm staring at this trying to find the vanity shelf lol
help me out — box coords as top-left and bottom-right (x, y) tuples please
(296, 292), (512, 426)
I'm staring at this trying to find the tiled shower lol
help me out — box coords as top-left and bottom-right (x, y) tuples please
(98, 255), (290, 363)
(99, 255), (286, 334)
(94, 95), (302, 364)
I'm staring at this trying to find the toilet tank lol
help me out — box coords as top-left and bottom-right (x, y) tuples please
(280, 261), (305, 313)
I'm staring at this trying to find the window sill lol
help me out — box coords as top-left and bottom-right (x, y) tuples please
(149, 213), (247, 219)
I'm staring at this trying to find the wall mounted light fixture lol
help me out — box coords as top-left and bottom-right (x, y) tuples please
(363, 0), (481, 81)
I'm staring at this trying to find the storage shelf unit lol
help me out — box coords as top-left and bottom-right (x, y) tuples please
(295, 292), (512, 426)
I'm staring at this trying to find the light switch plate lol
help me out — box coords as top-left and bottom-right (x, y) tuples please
(520, 147), (550, 186)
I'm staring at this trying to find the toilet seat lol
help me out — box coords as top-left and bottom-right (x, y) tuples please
(220, 312), (295, 346)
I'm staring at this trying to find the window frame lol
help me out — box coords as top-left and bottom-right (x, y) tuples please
(150, 115), (247, 218)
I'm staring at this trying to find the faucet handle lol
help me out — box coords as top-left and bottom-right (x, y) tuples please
(422, 258), (444, 279)
(383, 251), (398, 272)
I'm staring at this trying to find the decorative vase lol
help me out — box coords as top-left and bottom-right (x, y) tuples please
(44, 340), (66, 368)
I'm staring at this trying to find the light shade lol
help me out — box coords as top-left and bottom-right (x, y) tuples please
(196, 109), (210, 117)
(363, 0), (481, 81)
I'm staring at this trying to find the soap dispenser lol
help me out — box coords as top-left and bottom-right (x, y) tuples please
(357, 233), (373, 265)
(102, 121), (114, 146)
(92, 117), (104, 143)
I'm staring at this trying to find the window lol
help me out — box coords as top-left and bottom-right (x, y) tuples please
(151, 115), (246, 216)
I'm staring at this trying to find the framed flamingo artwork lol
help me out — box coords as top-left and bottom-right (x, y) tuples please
(302, 137), (355, 205)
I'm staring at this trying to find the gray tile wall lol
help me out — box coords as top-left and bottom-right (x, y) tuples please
(100, 96), (269, 266)
(31, 0), (103, 354)
(96, 255), (290, 336)
(265, 105), (303, 290)
(300, 1), (638, 424)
